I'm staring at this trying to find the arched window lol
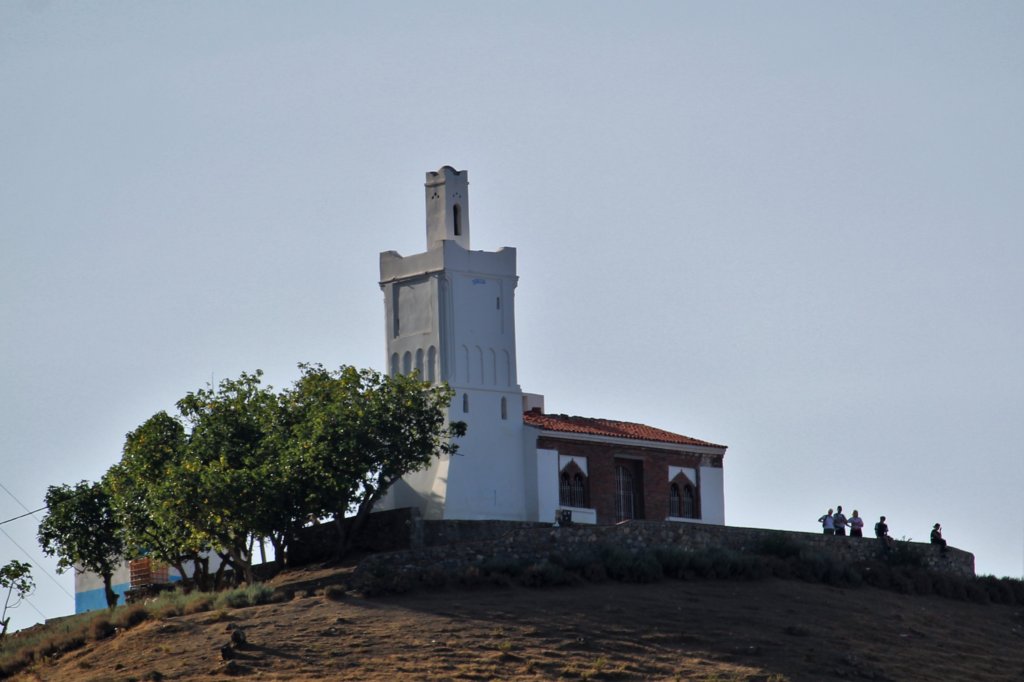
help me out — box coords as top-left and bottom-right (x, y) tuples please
(500, 396), (508, 420)
(559, 470), (588, 508)
(669, 483), (681, 517)
(682, 485), (696, 519)
(402, 351), (412, 375)
(415, 348), (424, 376)
(462, 393), (469, 413)
(390, 353), (399, 378)
(615, 465), (635, 522)
(427, 346), (437, 383)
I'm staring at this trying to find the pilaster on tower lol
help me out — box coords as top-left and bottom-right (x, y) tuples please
(425, 166), (470, 250)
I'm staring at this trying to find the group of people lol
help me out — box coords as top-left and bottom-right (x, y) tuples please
(816, 506), (865, 537)
(817, 506), (949, 554)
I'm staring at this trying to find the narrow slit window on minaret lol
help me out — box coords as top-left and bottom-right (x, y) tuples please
(462, 393), (469, 413)
(500, 396), (508, 420)
(453, 204), (462, 236)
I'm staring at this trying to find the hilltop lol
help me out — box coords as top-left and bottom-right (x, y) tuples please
(5, 562), (1024, 681)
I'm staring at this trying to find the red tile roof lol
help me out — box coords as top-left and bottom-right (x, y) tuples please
(522, 411), (725, 449)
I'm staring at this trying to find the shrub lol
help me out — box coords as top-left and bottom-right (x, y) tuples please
(977, 575), (1022, 605)
(580, 561), (608, 583)
(183, 594), (215, 614)
(518, 561), (579, 588)
(323, 584), (347, 601)
(654, 547), (692, 579)
(213, 583), (274, 610)
(114, 605), (151, 630)
(600, 547), (662, 584)
(89, 617), (116, 641)
(552, 548), (601, 574)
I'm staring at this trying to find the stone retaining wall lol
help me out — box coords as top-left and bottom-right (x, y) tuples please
(353, 517), (975, 582)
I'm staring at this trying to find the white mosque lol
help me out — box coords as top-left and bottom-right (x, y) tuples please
(376, 166), (726, 527)
(73, 165), (727, 614)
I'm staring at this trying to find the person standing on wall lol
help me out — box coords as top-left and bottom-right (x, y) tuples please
(833, 505), (848, 537)
(818, 509), (835, 535)
(848, 510), (864, 537)
(875, 515), (893, 548)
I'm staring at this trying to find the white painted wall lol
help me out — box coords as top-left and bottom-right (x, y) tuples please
(379, 167), (528, 521)
(535, 447), (560, 523)
(699, 466), (725, 525)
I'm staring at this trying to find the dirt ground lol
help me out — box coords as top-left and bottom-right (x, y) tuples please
(10, 566), (1024, 681)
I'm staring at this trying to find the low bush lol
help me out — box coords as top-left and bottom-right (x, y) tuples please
(654, 546), (692, 579)
(114, 605), (150, 630)
(89, 617), (116, 641)
(213, 583), (274, 610)
(518, 560), (579, 588)
(323, 584), (347, 601)
(182, 594), (215, 615)
(600, 547), (662, 584)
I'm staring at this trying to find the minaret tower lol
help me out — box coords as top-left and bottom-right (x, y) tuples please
(378, 166), (527, 520)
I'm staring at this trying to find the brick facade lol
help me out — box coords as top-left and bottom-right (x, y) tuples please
(538, 435), (722, 524)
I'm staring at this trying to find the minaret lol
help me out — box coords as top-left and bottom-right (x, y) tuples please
(425, 166), (470, 250)
(378, 166), (527, 521)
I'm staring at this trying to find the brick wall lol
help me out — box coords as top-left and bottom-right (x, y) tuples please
(538, 436), (713, 524)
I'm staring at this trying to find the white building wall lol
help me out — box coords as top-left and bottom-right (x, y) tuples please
(699, 466), (725, 525)
(378, 167), (527, 522)
(535, 447), (559, 523)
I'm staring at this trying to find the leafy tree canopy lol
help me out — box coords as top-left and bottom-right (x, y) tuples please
(0, 560), (34, 641)
(38, 480), (124, 608)
(88, 364), (464, 590)
(281, 364), (465, 554)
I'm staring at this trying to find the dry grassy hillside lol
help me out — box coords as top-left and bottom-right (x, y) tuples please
(4, 562), (1024, 681)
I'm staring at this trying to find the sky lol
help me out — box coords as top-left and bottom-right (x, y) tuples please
(2, 1), (1022, 632)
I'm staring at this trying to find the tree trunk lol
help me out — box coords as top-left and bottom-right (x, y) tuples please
(103, 573), (118, 609)
(172, 560), (189, 591)
(195, 554), (211, 592)
(343, 490), (386, 556)
(333, 515), (349, 560)
(212, 553), (229, 590)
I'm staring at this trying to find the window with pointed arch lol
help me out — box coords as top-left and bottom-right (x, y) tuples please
(682, 484), (696, 518)
(669, 476), (698, 519)
(558, 461), (589, 508)
(669, 483), (682, 518)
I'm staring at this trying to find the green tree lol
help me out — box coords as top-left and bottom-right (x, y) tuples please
(105, 411), (212, 589)
(37, 481), (124, 609)
(281, 364), (465, 557)
(0, 560), (34, 642)
(173, 370), (283, 585)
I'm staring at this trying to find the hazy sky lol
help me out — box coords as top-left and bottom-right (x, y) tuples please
(2, 2), (1022, 632)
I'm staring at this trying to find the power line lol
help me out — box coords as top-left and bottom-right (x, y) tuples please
(0, 506), (48, 527)
(0, 526), (74, 599)
(0, 481), (40, 519)
(0, 478), (104, 527)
